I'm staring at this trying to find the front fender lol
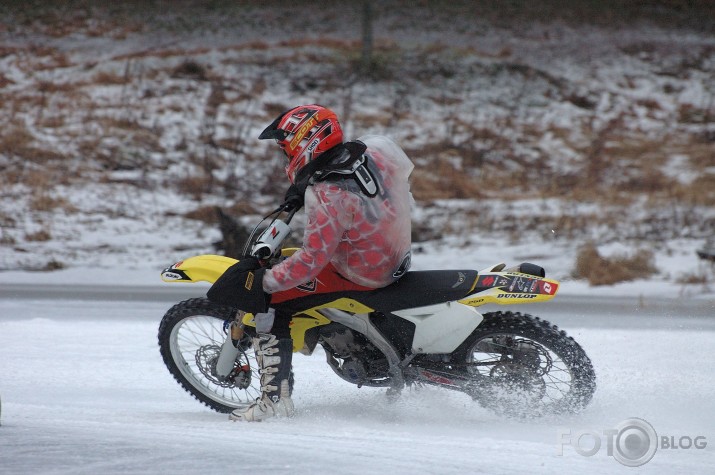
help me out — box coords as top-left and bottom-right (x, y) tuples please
(161, 254), (239, 284)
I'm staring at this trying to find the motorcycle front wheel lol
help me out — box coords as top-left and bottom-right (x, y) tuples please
(158, 298), (260, 413)
(453, 311), (596, 418)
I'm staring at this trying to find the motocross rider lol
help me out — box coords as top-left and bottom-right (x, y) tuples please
(207, 104), (414, 422)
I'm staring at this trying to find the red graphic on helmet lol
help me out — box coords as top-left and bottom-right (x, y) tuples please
(259, 104), (344, 183)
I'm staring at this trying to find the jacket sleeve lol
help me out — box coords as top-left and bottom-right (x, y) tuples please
(263, 185), (352, 293)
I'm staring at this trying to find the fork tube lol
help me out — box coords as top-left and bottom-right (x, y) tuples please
(215, 323), (241, 378)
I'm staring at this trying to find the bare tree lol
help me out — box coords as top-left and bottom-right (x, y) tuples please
(361, 0), (373, 73)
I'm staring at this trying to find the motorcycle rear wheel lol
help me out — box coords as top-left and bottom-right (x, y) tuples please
(158, 298), (260, 413)
(454, 311), (596, 418)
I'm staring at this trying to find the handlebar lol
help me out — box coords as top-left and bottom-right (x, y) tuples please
(241, 199), (298, 259)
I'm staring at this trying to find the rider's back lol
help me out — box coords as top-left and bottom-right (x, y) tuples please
(263, 135), (414, 292)
(329, 134), (414, 288)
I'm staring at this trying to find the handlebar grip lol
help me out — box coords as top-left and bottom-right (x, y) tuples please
(251, 219), (291, 259)
(252, 245), (272, 260)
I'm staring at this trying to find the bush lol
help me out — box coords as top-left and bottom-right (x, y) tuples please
(573, 242), (657, 285)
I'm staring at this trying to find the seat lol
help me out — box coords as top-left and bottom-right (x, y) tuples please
(356, 270), (479, 313)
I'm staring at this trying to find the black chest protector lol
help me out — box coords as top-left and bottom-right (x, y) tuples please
(286, 141), (380, 211)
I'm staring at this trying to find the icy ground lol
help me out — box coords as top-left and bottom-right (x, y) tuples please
(0, 4), (713, 471)
(0, 282), (714, 474)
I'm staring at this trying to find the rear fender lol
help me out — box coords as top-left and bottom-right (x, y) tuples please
(458, 264), (560, 307)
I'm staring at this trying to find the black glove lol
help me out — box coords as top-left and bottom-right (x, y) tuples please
(283, 183), (304, 212)
(206, 258), (271, 314)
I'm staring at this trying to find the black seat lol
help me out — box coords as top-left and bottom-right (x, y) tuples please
(273, 269), (479, 318)
(354, 270), (479, 313)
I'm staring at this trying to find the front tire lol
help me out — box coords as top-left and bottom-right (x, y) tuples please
(158, 298), (260, 413)
(453, 311), (596, 418)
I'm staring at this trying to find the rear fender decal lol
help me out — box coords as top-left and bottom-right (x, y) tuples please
(458, 272), (560, 307)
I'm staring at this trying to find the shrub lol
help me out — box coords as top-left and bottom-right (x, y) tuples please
(42, 259), (65, 271)
(172, 60), (208, 81)
(573, 242), (657, 285)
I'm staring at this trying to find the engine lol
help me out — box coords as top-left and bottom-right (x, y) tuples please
(320, 326), (390, 387)
(321, 327), (365, 357)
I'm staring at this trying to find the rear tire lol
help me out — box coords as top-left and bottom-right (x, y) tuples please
(158, 298), (260, 413)
(453, 311), (596, 418)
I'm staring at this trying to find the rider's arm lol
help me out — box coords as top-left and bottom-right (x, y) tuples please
(263, 184), (353, 293)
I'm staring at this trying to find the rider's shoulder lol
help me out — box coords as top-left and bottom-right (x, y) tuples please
(312, 180), (358, 196)
(309, 181), (361, 207)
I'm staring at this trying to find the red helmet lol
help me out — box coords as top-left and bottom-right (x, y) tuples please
(259, 104), (343, 183)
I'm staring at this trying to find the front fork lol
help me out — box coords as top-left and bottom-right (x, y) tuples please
(215, 312), (249, 379)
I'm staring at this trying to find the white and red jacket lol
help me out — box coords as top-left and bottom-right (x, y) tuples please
(263, 135), (414, 294)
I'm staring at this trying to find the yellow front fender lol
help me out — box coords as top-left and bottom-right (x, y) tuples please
(161, 254), (238, 284)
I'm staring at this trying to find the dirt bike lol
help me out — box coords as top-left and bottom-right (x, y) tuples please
(157, 203), (596, 418)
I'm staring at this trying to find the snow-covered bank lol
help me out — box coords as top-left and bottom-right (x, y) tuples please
(1, 2), (714, 290)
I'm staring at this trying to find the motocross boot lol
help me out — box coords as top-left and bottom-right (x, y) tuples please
(229, 334), (294, 422)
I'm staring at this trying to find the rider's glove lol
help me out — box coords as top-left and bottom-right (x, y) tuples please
(206, 257), (271, 314)
(283, 184), (304, 212)
(234, 256), (261, 272)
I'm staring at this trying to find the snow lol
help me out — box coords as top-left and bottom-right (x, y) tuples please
(0, 5), (714, 472)
(1, 295), (714, 474)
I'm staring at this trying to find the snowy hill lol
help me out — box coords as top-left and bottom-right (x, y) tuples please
(0, 1), (714, 296)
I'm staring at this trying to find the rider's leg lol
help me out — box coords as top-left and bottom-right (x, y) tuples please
(229, 313), (294, 422)
(231, 265), (374, 422)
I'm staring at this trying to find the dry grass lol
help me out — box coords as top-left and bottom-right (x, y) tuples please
(277, 37), (357, 51)
(679, 103), (711, 124)
(410, 156), (484, 200)
(92, 71), (129, 85)
(0, 217), (17, 245)
(41, 259), (65, 271)
(0, 234), (16, 245)
(21, 147), (68, 166)
(669, 175), (715, 206)
(39, 115), (66, 128)
(676, 271), (709, 285)
(176, 174), (213, 200)
(29, 193), (76, 212)
(0, 124), (34, 155)
(0, 74), (15, 88)
(114, 47), (211, 62)
(183, 205), (220, 224)
(25, 229), (52, 242)
(573, 242), (658, 285)
(36, 80), (77, 93)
